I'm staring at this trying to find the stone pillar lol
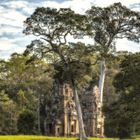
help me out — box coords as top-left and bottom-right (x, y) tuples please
(64, 112), (68, 136)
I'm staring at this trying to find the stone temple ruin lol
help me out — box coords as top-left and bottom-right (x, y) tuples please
(45, 83), (104, 137)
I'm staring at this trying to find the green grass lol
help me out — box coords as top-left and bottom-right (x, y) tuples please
(0, 135), (140, 140)
(0, 136), (116, 140)
(115, 135), (140, 140)
(0, 136), (140, 140)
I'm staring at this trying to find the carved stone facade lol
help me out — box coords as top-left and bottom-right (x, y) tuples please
(81, 86), (104, 137)
(45, 83), (104, 137)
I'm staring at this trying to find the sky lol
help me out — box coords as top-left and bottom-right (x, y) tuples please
(0, 0), (140, 59)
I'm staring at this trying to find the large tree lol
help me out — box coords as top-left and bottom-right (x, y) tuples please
(86, 2), (140, 104)
(23, 7), (89, 140)
(114, 53), (140, 134)
(0, 54), (54, 134)
(104, 53), (140, 138)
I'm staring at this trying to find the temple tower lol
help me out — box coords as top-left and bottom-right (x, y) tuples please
(63, 84), (79, 136)
(45, 83), (104, 137)
(81, 86), (104, 137)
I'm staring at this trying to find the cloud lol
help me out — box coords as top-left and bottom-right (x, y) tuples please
(0, 24), (22, 38)
(0, 9), (27, 27)
(116, 39), (140, 52)
(42, 0), (94, 14)
(94, 0), (140, 8)
(129, 3), (140, 11)
(0, 40), (15, 51)
(0, 35), (34, 59)
(1, 0), (35, 15)
(0, 0), (33, 59)
(0, 47), (26, 60)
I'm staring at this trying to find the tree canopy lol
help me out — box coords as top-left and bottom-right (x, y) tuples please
(86, 2), (140, 57)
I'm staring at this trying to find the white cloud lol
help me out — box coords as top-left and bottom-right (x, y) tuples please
(0, 25), (22, 37)
(0, 10), (27, 27)
(12, 46), (26, 54)
(65, 0), (94, 13)
(1, 0), (35, 15)
(0, 35), (35, 59)
(4, 1), (28, 9)
(116, 39), (140, 52)
(42, 0), (94, 14)
(94, 0), (140, 8)
(42, 0), (140, 12)
(0, 40), (15, 51)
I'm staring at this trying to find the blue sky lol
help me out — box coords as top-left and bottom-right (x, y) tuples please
(0, 0), (140, 59)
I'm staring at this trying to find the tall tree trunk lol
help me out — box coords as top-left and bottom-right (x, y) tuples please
(99, 60), (106, 104)
(132, 123), (136, 136)
(62, 58), (87, 139)
(98, 60), (106, 137)
(44, 118), (47, 135)
(71, 78), (87, 140)
(37, 93), (41, 134)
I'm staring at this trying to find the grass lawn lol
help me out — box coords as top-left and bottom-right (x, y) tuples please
(0, 136), (116, 140)
(0, 136), (139, 140)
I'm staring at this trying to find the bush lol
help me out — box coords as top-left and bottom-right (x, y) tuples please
(0, 91), (18, 134)
(17, 109), (36, 134)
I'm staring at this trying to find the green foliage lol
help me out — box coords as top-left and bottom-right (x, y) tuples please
(114, 53), (140, 136)
(114, 53), (140, 92)
(104, 101), (133, 138)
(104, 53), (140, 138)
(52, 42), (98, 89)
(23, 7), (87, 45)
(17, 90), (28, 109)
(0, 54), (54, 135)
(86, 2), (140, 58)
(0, 90), (18, 134)
(17, 109), (36, 134)
(86, 4), (140, 138)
